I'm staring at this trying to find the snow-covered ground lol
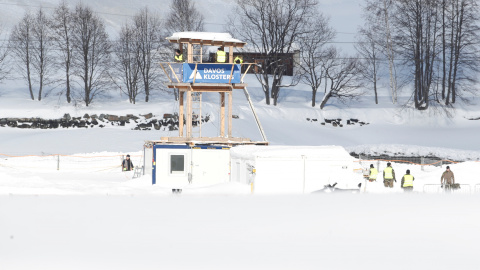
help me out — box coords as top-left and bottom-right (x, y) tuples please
(1, 1), (480, 268)
(2, 71), (480, 268)
(2, 194), (480, 270)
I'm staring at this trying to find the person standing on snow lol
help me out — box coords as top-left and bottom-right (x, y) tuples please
(383, 162), (396, 188)
(401, 169), (414, 192)
(368, 164), (378, 182)
(122, 154), (134, 171)
(440, 166), (455, 188)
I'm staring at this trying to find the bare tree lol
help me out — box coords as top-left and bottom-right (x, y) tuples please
(395, 0), (442, 110)
(31, 8), (55, 101)
(134, 7), (164, 102)
(10, 9), (53, 101)
(71, 3), (112, 107)
(0, 25), (11, 86)
(363, 0), (399, 104)
(113, 23), (141, 104)
(165, 0), (205, 33)
(228, 0), (319, 106)
(51, 0), (74, 103)
(319, 50), (365, 110)
(296, 15), (335, 107)
(443, 0), (480, 105)
(10, 12), (35, 100)
(356, 26), (382, 104)
(363, 0), (480, 110)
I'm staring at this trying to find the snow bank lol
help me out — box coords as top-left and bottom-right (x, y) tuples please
(347, 144), (480, 161)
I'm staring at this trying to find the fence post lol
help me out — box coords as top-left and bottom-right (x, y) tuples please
(57, 155), (60, 171)
(421, 157), (424, 171)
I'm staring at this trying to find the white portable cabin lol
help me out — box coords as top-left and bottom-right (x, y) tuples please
(151, 144), (230, 188)
(230, 145), (357, 194)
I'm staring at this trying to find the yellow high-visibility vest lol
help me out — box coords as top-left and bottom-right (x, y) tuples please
(234, 56), (243, 64)
(403, 174), (414, 187)
(175, 54), (183, 62)
(369, 168), (378, 180)
(384, 167), (394, 179)
(216, 50), (226, 63)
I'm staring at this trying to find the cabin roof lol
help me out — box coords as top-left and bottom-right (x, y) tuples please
(230, 145), (354, 160)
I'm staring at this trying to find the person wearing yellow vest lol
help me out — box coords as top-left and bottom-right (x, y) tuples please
(216, 47), (226, 63)
(383, 162), (396, 188)
(234, 55), (243, 64)
(368, 164), (378, 182)
(401, 169), (415, 191)
(174, 49), (183, 62)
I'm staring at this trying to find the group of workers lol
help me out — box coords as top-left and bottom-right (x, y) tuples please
(367, 163), (455, 192)
(174, 47), (243, 64)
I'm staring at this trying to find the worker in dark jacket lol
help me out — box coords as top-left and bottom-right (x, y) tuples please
(401, 169), (414, 192)
(441, 166), (455, 188)
(122, 154), (134, 171)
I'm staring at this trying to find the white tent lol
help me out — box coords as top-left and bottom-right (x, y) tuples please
(230, 145), (358, 194)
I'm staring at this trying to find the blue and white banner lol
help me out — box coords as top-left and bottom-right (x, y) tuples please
(183, 64), (241, 84)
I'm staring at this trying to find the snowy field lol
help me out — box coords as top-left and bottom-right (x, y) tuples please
(2, 194), (480, 270)
(1, 0), (480, 268)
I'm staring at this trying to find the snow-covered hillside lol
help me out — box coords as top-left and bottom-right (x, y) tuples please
(2, 72), (480, 155)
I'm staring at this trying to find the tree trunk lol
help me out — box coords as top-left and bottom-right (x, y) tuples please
(319, 90), (332, 110)
(311, 88), (317, 107)
(441, 0), (446, 100)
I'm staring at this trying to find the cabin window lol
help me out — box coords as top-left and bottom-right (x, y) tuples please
(170, 154), (185, 174)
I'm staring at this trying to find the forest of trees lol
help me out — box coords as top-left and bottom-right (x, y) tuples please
(1, 0), (204, 106)
(0, 0), (479, 112)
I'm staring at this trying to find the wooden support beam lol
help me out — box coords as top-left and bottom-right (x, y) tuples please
(167, 63), (181, 83)
(159, 63), (172, 83)
(186, 89), (192, 137)
(228, 90), (233, 138)
(241, 64), (253, 82)
(179, 91), (184, 137)
(220, 92), (225, 137)
(187, 43), (193, 63)
(229, 46), (233, 64)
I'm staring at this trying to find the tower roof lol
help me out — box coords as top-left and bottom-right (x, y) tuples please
(166, 32), (246, 48)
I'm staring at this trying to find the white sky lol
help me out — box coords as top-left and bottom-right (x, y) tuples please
(0, 0), (364, 52)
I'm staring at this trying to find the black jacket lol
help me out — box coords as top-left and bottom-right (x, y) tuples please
(122, 159), (134, 171)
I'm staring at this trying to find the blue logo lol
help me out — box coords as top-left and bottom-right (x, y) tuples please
(183, 64), (241, 83)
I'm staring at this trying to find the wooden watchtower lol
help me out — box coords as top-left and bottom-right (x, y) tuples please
(159, 32), (268, 146)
